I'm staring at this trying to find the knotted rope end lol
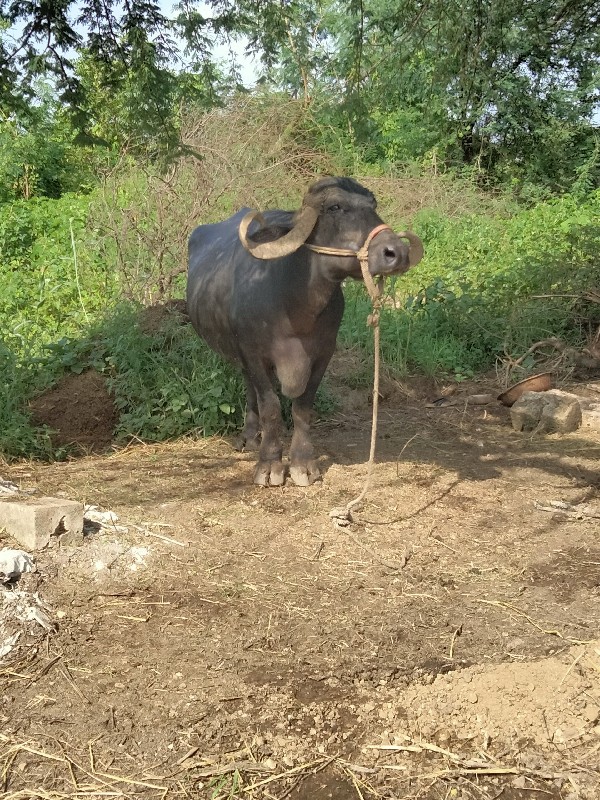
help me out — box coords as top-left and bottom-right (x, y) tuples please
(329, 506), (356, 528)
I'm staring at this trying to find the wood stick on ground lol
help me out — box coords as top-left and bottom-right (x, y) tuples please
(475, 599), (593, 644)
(243, 756), (337, 793)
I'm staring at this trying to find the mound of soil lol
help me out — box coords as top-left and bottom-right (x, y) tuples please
(29, 369), (118, 451)
(137, 298), (189, 335)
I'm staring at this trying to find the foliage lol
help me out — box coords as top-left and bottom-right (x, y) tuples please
(0, 340), (55, 460)
(1, 1), (178, 117)
(339, 189), (600, 379)
(3, 0), (599, 192)
(340, 284), (491, 379)
(0, 193), (116, 351)
(255, 0), (600, 191)
(0, 0), (251, 161)
(74, 51), (233, 160)
(40, 305), (246, 443)
(0, 86), (109, 202)
(408, 190), (600, 305)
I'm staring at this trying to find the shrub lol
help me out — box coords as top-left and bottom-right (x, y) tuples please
(36, 305), (246, 444)
(340, 190), (600, 378)
(0, 193), (118, 355)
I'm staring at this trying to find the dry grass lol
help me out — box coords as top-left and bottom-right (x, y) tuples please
(2, 729), (598, 799)
(91, 97), (336, 305)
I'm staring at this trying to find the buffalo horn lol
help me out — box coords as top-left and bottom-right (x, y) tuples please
(239, 205), (319, 260)
(398, 231), (424, 267)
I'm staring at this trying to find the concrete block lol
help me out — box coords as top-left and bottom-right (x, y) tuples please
(0, 496), (84, 550)
(511, 390), (582, 434)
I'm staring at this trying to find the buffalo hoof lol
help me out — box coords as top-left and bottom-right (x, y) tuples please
(289, 462), (321, 487)
(254, 460), (285, 487)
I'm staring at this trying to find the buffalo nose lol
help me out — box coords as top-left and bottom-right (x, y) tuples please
(370, 235), (410, 275)
(383, 245), (398, 265)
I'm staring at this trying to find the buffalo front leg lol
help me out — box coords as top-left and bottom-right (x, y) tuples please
(251, 372), (285, 487)
(288, 360), (329, 487)
(235, 373), (261, 452)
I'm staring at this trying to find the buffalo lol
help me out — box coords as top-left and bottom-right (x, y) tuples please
(186, 177), (423, 486)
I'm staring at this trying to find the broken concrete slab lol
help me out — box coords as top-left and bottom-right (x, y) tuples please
(0, 496), (83, 550)
(510, 390), (582, 434)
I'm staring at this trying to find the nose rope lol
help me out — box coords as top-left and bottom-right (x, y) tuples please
(327, 226), (390, 530)
(304, 224), (392, 260)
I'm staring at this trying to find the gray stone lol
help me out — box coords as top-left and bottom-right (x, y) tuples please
(0, 496), (84, 550)
(539, 390), (582, 433)
(510, 391), (546, 432)
(510, 390), (582, 434)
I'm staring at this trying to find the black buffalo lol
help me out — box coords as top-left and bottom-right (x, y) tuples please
(186, 177), (423, 486)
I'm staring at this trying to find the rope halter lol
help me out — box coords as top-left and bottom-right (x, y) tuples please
(305, 223), (393, 324)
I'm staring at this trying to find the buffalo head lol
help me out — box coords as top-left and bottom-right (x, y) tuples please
(239, 177), (423, 277)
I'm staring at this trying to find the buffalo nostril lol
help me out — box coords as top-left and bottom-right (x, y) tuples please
(383, 246), (397, 262)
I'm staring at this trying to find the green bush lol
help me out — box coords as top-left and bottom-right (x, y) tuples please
(408, 190), (600, 304)
(340, 283), (491, 379)
(339, 189), (600, 379)
(0, 341), (56, 460)
(35, 305), (246, 445)
(0, 194), (118, 355)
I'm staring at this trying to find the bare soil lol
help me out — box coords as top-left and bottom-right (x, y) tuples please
(29, 369), (118, 451)
(2, 361), (600, 800)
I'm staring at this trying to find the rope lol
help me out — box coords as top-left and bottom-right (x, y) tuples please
(329, 242), (385, 528)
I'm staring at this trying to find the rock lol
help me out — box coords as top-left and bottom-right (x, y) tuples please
(583, 705), (600, 724)
(510, 390), (582, 434)
(510, 392), (546, 432)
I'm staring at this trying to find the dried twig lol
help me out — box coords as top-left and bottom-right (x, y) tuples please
(475, 599), (592, 644)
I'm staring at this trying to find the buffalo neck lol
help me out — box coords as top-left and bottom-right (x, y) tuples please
(302, 249), (349, 316)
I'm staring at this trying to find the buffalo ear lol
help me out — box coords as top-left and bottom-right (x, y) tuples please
(397, 231), (424, 267)
(239, 206), (319, 259)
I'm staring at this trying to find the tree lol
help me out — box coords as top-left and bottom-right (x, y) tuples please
(244, 0), (600, 190)
(1, 1), (239, 163)
(316, 0), (600, 188)
(1, 0), (599, 189)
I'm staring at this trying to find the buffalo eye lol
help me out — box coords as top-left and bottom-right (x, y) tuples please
(327, 204), (342, 213)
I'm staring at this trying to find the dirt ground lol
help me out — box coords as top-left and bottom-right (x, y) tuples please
(2, 359), (600, 800)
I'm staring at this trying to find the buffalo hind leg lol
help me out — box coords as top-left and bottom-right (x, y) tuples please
(289, 359), (329, 487)
(235, 374), (261, 452)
